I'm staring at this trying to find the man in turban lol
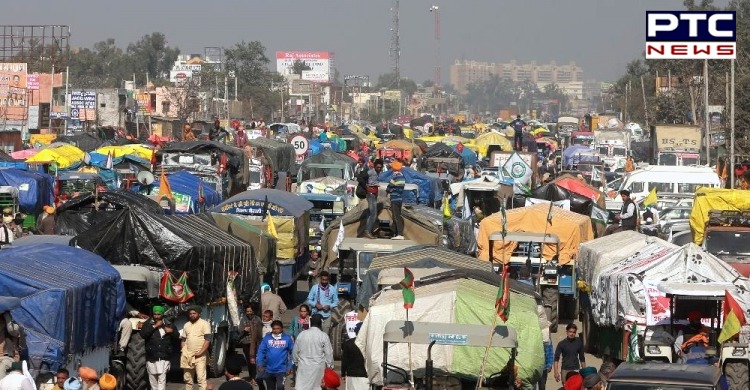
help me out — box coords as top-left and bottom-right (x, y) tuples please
(140, 305), (177, 390)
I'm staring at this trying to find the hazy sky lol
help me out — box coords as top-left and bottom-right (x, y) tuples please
(2, 0), (729, 83)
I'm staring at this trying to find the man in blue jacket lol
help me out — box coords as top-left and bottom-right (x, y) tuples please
(256, 320), (294, 390)
(306, 271), (339, 334)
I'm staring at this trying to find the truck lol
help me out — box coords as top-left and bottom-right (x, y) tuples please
(594, 130), (631, 170)
(556, 116), (579, 137)
(650, 124), (702, 166)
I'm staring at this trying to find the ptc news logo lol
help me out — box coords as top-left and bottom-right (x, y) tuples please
(646, 11), (736, 59)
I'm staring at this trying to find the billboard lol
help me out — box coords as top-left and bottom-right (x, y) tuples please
(276, 51), (332, 81)
(0, 63), (28, 119)
(26, 73), (40, 90)
(169, 63), (202, 83)
(301, 71), (330, 82)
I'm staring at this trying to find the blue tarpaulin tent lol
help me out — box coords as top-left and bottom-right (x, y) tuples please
(0, 169), (54, 213)
(379, 167), (441, 205)
(452, 145), (478, 166)
(0, 244), (125, 371)
(152, 170), (221, 213)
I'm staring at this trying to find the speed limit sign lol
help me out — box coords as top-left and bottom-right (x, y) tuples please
(291, 135), (309, 156)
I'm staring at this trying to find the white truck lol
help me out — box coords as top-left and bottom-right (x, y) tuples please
(650, 124), (702, 166)
(594, 130), (631, 170)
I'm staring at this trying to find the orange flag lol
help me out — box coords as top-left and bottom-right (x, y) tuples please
(158, 169), (174, 202)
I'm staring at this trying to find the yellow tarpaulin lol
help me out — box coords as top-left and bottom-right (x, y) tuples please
(95, 144), (154, 161)
(26, 143), (85, 169)
(690, 188), (750, 244)
(473, 131), (513, 157)
(382, 139), (423, 157)
(30, 134), (57, 146)
(476, 203), (594, 265)
(418, 135), (445, 145)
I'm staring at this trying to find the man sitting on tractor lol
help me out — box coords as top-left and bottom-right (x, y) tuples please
(674, 310), (710, 364)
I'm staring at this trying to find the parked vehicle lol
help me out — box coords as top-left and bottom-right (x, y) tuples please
(650, 124), (702, 166)
(606, 363), (722, 390)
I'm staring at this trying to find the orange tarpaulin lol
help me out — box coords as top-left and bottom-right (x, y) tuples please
(553, 174), (606, 203)
(476, 203), (594, 265)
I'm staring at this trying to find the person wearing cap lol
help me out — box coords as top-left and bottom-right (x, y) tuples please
(1, 208), (21, 240)
(37, 205), (56, 235)
(563, 372), (583, 390)
(674, 310), (710, 363)
(78, 366), (99, 390)
(583, 373), (603, 390)
(0, 361), (33, 390)
(141, 305), (177, 390)
(341, 322), (368, 390)
(181, 306), (211, 390)
(614, 189), (637, 231)
(385, 160), (405, 240)
(261, 283), (287, 321)
(293, 314), (334, 390)
(553, 323), (586, 383)
(63, 377), (83, 390)
(0, 208), (16, 246)
(99, 373), (116, 390)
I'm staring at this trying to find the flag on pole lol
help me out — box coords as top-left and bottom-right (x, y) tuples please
(719, 290), (747, 343)
(159, 270), (195, 303)
(500, 202), (507, 238)
(400, 267), (415, 309)
(198, 181), (205, 203)
(157, 169), (174, 203)
(105, 151), (113, 170)
(590, 205), (610, 225)
(319, 216), (326, 233)
(462, 192), (471, 219)
(643, 187), (658, 208)
(442, 193), (452, 219)
(495, 263), (510, 321)
(267, 211), (278, 239)
(332, 220), (345, 256)
(261, 195), (269, 221)
(546, 199), (554, 225)
(625, 156), (634, 172)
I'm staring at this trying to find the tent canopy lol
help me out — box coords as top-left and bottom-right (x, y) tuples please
(0, 243), (125, 371)
(379, 167), (440, 205)
(26, 143), (85, 169)
(382, 320), (517, 348)
(474, 132), (513, 157)
(689, 187), (750, 244)
(55, 190), (165, 236)
(551, 174), (605, 203)
(57, 133), (106, 152)
(153, 170), (222, 213)
(213, 188), (313, 217)
(246, 137), (296, 173)
(95, 144), (154, 161)
(381, 139), (422, 158)
(476, 203), (594, 265)
(0, 169), (54, 213)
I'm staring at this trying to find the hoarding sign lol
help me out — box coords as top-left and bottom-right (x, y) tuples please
(301, 71), (330, 82)
(0, 63), (28, 115)
(26, 73), (40, 90)
(276, 51), (331, 80)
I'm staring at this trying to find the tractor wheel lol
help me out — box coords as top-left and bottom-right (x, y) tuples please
(542, 287), (559, 334)
(331, 322), (344, 361)
(330, 299), (353, 327)
(725, 361), (749, 390)
(207, 329), (228, 378)
(125, 332), (148, 390)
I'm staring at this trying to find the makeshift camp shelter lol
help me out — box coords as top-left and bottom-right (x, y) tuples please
(95, 144), (154, 160)
(550, 174), (606, 204)
(319, 203), (476, 268)
(356, 245), (495, 308)
(56, 190), (164, 235)
(529, 178), (607, 237)
(72, 213), (258, 302)
(690, 187), (750, 244)
(298, 149), (356, 180)
(382, 139), (422, 158)
(476, 203), (593, 265)
(0, 243), (125, 372)
(0, 169), (54, 213)
(356, 277), (544, 387)
(10, 149), (38, 160)
(203, 213), (276, 276)
(379, 167), (440, 205)
(246, 137), (296, 174)
(26, 142), (85, 169)
(474, 132), (513, 157)
(150, 170), (221, 213)
(57, 133), (106, 152)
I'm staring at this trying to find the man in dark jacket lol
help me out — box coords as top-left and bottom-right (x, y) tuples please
(139, 305), (177, 390)
(239, 302), (265, 389)
(341, 322), (368, 389)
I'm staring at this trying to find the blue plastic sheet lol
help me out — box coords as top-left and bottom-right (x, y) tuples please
(153, 170), (222, 213)
(379, 167), (441, 205)
(0, 243), (125, 371)
(0, 169), (55, 213)
(452, 145), (478, 166)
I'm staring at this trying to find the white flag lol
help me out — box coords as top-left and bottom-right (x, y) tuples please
(319, 216), (326, 233)
(502, 152), (532, 185)
(590, 205), (610, 225)
(332, 220), (345, 256)
(462, 192), (471, 219)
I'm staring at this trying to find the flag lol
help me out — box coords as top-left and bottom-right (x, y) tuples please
(461, 192), (471, 219)
(719, 290), (747, 343)
(261, 195), (269, 221)
(332, 220), (345, 256)
(546, 199), (554, 225)
(643, 187), (658, 207)
(157, 169), (174, 202)
(267, 211), (278, 239)
(502, 152), (532, 185)
(442, 193), (452, 219)
(105, 151), (113, 170)
(319, 216), (326, 233)
(198, 181), (205, 203)
(500, 202), (507, 238)
(495, 264), (510, 321)
(400, 267), (415, 309)
(627, 323), (641, 362)
(625, 156), (634, 172)
(721, 161), (729, 181)
(590, 205), (610, 225)
(160, 270), (195, 303)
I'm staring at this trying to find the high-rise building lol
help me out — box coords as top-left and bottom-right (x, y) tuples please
(450, 59), (584, 94)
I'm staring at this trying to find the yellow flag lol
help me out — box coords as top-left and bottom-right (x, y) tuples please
(442, 194), (452, 219)
(158, 169), (174, 202)
(267, 212), (278, 239)
(643, 187), (657, 207)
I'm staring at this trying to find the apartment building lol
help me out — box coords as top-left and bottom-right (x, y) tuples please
(450, 59), (584, 94)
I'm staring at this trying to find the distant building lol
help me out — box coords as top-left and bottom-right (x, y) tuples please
(450, 60), (584, 94)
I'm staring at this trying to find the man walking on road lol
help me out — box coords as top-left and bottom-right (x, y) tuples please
(140, 305), (177, 390)
(181, 306), (211, 390)
(293, 314), (334, 390)
(306, 271), (339, 334)
(341, 322), (368, 390)
(553, 323), (586, 383)
(257, 320), (294, 390)
(261, 283), (287, 321)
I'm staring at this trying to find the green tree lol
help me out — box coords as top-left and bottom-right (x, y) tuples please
(291, 60), (312, 75)
(374, 72), (418, 96)
(224, 41), (280, 119)
(126, 32), (180, 85)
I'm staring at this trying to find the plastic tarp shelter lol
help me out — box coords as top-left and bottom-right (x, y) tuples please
(213, 188), (313, 218)
(584, 238), (744, 327)
(10, 149), (39, 160)
(379, 167), (440, 206)
(299, 149), (356, 179)
(0, 243), (125, 372)
(0, 168), (54, 213)
(246, 137), (296, 174)
(95, 144), (154, 161)
(26, 143), (85, 169)
(551, 174), (605, 203)
(381, 139), (422, 158)
(422, 143), (462, 161)
(453, 144), (478, 166)
(71, 212), (258, 303)
(55, 189), (165, 236)
(356, 245), (495, 308)
(156, 140), (250, 195)
(203, 212), (276, 276)
(356, 277), (544, 388)
(562, 145), (596, 167)
(0, 150), (17, 162)
(689, 187), (750, 244)
(152, 170), (221, 213)
(474, 132), (513, 157)
(476, 203), (594, 265)
(57, 133), (106, 152)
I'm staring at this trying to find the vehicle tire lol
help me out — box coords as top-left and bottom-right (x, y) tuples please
(125, 332), (148, 390)
(582, 310), (595, 355)
(208, 329), (228, 378)
(330, 299), (353, 327)
(331, 322), (344, 361)
(542, 287), (559, 333)
(725, 361), (749, 390)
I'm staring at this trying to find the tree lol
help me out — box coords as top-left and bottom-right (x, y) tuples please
(291, 60), (311, 75)
(422, 80), (435, 88)
(374, 72), (418, 96)
(224, 41), (281, 119)
(126, 33), (180, 85)
(161, 75), (202, 123)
